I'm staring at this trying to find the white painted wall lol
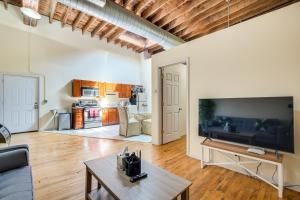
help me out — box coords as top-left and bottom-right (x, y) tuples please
(0, 74), (3, 125)
(0, 4), (143, 130)
(152, 2), (300, 191)
(140, 57), (152, 112)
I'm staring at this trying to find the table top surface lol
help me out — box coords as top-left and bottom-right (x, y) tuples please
(84, 155), (192, 200)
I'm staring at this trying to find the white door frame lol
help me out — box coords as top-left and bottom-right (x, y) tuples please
(1, 73), (41, 132)
(158, 58), (190, 155)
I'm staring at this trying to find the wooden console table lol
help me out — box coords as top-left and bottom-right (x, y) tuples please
(201, 140), (284, 198)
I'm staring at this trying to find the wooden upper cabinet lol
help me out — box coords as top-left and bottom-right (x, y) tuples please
(124, 84), (132, 98)
(105, 83), (117, 92)
(98, 82), (105, 97)
(81, 80), (98, 88)
(72, 79), (81, 97)
(72, 79), (132, 98)
(115, 84), (123, 98)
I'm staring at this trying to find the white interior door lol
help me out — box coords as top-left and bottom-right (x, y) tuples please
(4, 75), (39, 133)
(162, 68), (181, 144)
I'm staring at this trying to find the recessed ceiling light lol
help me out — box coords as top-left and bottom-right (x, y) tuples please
(20, 7), (42, 20)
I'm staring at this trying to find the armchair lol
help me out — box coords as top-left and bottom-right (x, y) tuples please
(118, 107), (142, 137)
(142, 114), (152, 135)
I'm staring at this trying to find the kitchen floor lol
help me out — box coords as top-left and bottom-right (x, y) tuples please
(46, 125), (152, 143)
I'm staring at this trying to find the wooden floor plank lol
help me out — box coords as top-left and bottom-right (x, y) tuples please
(9, 132), (300, 200)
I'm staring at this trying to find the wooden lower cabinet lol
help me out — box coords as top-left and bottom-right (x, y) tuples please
(102, 108), (119, 126)
(72, 108), (84, 129)
(72, 80), (81, 97)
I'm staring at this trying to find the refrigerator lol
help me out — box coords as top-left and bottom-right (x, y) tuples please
(137, 93), (148, 113)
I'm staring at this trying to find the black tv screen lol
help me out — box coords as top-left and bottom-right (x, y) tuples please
(198, 97), (294, 153)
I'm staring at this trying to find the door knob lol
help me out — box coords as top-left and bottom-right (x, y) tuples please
(179, 108), (182, 112)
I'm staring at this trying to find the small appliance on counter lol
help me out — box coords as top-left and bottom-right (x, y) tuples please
(117, 147), (147, 183)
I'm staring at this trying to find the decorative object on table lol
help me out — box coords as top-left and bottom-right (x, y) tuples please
(117, 148), (147, 182)
(123, 152), (141, 177)
(117, 146), (129, 170)
(0, 124), (11, 145)
(130, 172), (148, 183)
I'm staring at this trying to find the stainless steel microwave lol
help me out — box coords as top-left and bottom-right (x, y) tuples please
(81, 87), (99, 97)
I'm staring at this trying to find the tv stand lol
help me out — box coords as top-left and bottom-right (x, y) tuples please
(201, 140), (284, 198)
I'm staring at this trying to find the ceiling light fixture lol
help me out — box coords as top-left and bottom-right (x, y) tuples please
(20, 7), (41, 20)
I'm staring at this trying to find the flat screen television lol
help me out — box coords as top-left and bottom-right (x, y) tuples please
(198, 97), (294, 153)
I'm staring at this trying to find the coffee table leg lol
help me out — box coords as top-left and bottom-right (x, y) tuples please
(181, 188), (189, 200)
(85, 168), (92, 200)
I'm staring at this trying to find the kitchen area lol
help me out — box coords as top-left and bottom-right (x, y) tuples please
(54, 79), (151, 143)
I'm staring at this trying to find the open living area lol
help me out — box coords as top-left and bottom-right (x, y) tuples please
(0, 0), (300, 200)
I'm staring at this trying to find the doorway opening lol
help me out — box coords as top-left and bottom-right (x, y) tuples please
(160, 60), (190, 150)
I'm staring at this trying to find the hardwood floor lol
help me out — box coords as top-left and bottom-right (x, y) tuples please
(11, 132), (300, 200)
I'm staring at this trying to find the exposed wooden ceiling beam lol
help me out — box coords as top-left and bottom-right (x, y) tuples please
(99, 25), (118, 40)
(49, 1), (57, 23)
(72, 12), (85, 31)
(156, 0), (206, 28)
(127, 44), (134, 49)
(180, 0), (256, 38)
(124, 0), (138, 10)
(166, 0), (225, 32)
(82, 16), (97, 34)
(115, 0), (124, 6)
(184, 0), (283, 40)
(3, 0), (8, 9)
(172, 0), (235, 35)
(120, 41), (129, 47)
(114, 39), (121, 45)
(91, 21), (108, 37)
(135, 0), (154, 16)
(196, 0), (295, 40)
(148, 44), (161, 53)
(142, 0), (169, 19)
(132, 46), (140, 52)
(137, 47), (145, 53)
(61, 6), (72, 28)
(107, 29), (126, 43)
(150, 0), (188, 24)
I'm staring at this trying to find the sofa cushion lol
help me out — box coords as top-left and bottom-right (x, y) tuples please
(0, 166), (34, 200)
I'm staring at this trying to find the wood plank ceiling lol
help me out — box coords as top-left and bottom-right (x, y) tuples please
(2, 0), (299, 55)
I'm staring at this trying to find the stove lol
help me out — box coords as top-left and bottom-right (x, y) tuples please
(79, 100), (102, 129)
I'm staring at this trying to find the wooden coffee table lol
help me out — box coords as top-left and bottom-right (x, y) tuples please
(84, 155), (192, 200)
